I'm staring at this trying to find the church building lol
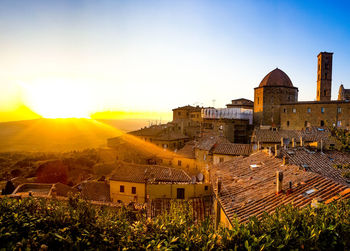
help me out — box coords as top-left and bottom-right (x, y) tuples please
(254, 52), (350, 130)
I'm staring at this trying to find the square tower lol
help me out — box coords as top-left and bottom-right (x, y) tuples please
(316, 52), (333, 101)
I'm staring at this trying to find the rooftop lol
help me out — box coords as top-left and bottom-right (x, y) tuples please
(129, 124), (189, 141)
(110, 163), (191, 184)
(280, 147), (350, 185)
(211, 151), (350, 223)
(258, 68), (294, 88)
(212, 143), (252, 156)
(176, 141), (196, 159)
(195, 135), (231, 151)
(252, 127), (335, 144)
(172, 105), (203, 112)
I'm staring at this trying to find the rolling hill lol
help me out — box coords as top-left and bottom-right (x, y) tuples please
(0, 118), (149, 152)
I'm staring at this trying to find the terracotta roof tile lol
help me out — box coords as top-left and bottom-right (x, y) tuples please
(280, 147), (350, 185)
(213, 143), (252, 156)
(252, 127), (336, 144)
(211, 151), (349, 223)
(195, 135), (231, 151)
(110, 162), (191, 184)
(176, 141), (196, 159)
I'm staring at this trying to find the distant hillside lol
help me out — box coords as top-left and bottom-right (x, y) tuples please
(0, 118), (149, 152)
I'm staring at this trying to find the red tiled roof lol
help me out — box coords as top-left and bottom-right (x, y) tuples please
(110, 162), (191, 184)
(280, 147), (350, 185)
(213, 143), (252, 156)
(172, 105), (203, 112)
(195, 135), (231, 151)
(211, 151), (350, 223)
(176, 141), (196, 159)
(227, 176), (350, 223)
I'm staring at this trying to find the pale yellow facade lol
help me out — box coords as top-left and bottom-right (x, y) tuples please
(171, 156), (200, 176)
(110, 180), (211, 203)
(110, 180), (146, 204)
(213, 154), (237, 165)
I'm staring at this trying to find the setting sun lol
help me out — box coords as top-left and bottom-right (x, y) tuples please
(21, 79), (93, 119)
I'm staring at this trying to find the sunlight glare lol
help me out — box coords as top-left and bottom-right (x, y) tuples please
(21, 79), (93, 119)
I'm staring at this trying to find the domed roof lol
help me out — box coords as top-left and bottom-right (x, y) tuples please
(259, 68), (293, 88)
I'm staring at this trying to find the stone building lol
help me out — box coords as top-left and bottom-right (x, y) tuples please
(226, 98), (253, 109)
(280, 100), (350, 129)
(253, 68), (298, 127)
(338, 84), (350, 101)
(254, 52), (350, 130)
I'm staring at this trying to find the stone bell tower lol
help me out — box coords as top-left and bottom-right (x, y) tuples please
(316, 52), (333, 101)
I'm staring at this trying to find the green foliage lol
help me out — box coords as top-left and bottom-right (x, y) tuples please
(342, 171), (350, 179)
(1, 196), (350, 250)
(331, 127), (350, 151)
(333, 163), (350, 170)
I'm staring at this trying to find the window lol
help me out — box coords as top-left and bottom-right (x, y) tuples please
(337, 121), (342, 127)
(177, 188), (185, 199)
(257, 97), (259, 104)
(307, 108), (311, 113)
(132, 187), (136, 194)
(120, 185), (124, 193)
(338, 107), (342, 113)
(219, 157), (224, 163)
(292, 108), (296, 113)
(324, 89), (327, 96)
(205, 186), (208, 191)
(321, 107), (325, 113)
(304, 121), (308, 127)
(178, 112), (181, 116)
(320, 120), (325, 127)
(178, 160), (182, 166)
(283, 108), (287, 113)
(287, 121), (290, 127)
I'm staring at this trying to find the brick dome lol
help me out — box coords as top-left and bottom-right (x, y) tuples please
(259, 68), (293, 88)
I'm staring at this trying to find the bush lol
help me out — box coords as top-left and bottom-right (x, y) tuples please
(0, 196), (350, 250)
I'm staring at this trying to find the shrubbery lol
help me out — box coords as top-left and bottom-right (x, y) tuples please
(1, 195), (350, 250)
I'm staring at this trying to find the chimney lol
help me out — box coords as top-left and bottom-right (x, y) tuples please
(292, 138), (295, 148)
(300, 136), (303, 147)
(282, 156), (289, 165)
(276, 171), (283, 194)
(274, 144), (280, 157)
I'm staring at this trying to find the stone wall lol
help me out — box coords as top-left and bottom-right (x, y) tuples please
(280, 101), (350, 130)
(254, 86), (298, 126)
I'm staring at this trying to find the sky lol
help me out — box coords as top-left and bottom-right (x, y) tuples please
(0, 0), (350, 122)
